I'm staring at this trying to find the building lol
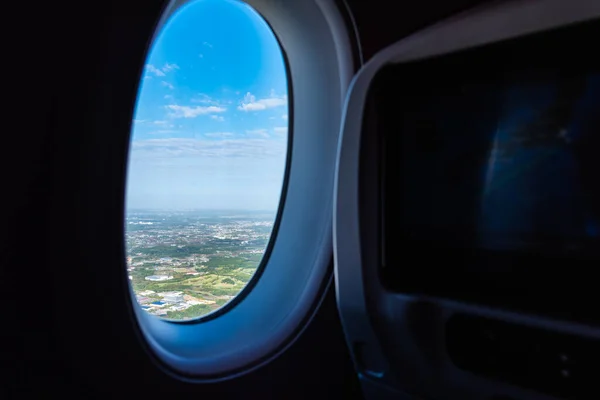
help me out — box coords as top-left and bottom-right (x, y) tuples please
(161, 291), (184, 303)
(144, 275), (173, 281)
(136, 296), (151, 304)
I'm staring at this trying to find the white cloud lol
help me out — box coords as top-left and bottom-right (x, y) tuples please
(273, 127), (288, 135)
(149, 129), (180, 135)
(151, 121), (175, 129)
(146, 64), (165, 77)
(203, 41), (213, 48)
(164, 94), (173, 100)
(282, 114), (288, 120)
(130, 138), (285, 159)
(246, 129), (270, 138)
(211, 115), (225, 122)
(237, 91), (287, 111)
(166, 105), (227, 118)
(191, 94), (220, 105)
(134, 119), (175, 129)
(146, 63), (179, 77)
(161, 81), (174, 90)
(204, 132), (234, 138)
(162, 63), (179, 72)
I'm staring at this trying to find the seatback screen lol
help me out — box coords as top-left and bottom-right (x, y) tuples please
(375, 20), (600, 321)
(396, 69), (600, 251)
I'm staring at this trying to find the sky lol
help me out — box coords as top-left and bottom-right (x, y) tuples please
(126, 0), (288, 211)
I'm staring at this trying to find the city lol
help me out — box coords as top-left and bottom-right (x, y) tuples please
(125, 210), (275, 320)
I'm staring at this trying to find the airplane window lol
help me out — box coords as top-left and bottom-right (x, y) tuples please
(125, 0), (288, 321)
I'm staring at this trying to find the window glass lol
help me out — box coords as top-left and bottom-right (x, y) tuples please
(126, 0), (288, 321)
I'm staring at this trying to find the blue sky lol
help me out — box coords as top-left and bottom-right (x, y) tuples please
(127, 0), (288, 211)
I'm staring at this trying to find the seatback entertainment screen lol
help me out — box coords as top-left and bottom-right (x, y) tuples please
(374, 20), (600, 321)
(395, 70), (600, 251)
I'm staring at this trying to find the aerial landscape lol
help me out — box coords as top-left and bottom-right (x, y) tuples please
(125, 210), (274, 320)
(125, 0), (288, 322)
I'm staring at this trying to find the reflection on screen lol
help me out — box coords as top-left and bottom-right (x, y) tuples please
(402, 74), (600, 252)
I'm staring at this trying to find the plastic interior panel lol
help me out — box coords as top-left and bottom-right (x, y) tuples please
(334, 0), (600, 399)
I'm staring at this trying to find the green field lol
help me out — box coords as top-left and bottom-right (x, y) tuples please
(126, 212), (272, 320)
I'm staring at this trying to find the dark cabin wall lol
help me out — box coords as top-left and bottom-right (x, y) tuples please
(4, 0), (490, 398)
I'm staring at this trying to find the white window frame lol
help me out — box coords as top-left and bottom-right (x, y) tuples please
(129, 0), (355, 380)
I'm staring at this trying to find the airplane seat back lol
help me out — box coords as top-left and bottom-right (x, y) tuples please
(334, 1), (600, 399)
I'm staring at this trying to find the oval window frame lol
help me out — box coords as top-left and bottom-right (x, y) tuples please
(128, 0), (357, 380)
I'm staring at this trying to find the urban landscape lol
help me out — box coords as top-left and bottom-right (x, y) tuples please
(125, 210), (275, 320)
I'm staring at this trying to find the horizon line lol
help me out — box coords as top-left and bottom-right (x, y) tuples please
(125, 208), (278, 212)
